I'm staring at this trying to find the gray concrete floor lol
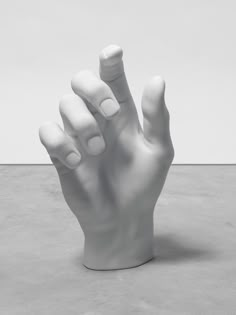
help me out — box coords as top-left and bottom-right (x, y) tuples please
(0, 165), (236, 314)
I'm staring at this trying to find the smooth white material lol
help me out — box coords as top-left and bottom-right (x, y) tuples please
(39, 45), (174, 270)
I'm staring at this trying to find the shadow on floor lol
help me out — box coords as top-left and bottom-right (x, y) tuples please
(74, 233), (219, 270)
(152, 233), (218, 264)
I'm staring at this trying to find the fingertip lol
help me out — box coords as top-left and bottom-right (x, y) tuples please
(143, 75), (166, 104)
(38, 121), (65, 152)
(99, 44), (123, 66)
(59, 93), (78, 108)
(71, 70), (89, 94)
(59, 93), (81, 119)
(38, 121), (56, 145)
(148, 75), (165, 92)
(71, 72), (81, 94)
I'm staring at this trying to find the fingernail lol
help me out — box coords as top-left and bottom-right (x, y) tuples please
(87, 136), (105, 155)
(100, 99), (120, 119)
(65, 152), (81, 168)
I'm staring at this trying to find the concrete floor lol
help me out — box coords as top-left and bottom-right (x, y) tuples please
(0, 165), (235, 314)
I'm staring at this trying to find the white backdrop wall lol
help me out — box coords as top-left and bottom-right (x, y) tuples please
(1, 0), (235, 164)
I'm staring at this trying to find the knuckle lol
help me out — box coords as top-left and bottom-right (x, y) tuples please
(158, 142), (175, 165)
(71, 70), (108, 104)
(164, 107), (170, 123)
(168, 144), (175, 161)
(71, 115), (98, 135)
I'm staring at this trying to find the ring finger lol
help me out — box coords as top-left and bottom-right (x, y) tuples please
(59, 94), (106, 156)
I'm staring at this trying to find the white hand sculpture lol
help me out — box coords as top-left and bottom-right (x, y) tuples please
(39, 45), (174, 270)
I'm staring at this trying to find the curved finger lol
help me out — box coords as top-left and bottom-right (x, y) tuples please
(59, 94), (106, 156)
(71, 70), (120, 120)
(39, 121), (81, 169)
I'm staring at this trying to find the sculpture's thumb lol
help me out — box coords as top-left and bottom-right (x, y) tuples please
(141, 76), (171, 147)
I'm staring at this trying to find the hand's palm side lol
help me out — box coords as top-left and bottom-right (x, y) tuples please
(39, 45), (174, 270)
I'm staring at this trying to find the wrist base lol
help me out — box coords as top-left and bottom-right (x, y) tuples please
(82, 213), (154, 271)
